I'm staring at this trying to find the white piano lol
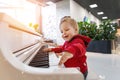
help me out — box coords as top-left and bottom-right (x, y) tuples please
(0, 13), (84, 80)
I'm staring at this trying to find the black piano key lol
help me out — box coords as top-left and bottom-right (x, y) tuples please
(31, 58), (48, 62)
(29, 60), (49, 65)
(35, 65), (49, 68)
(29, 45), (49, 68)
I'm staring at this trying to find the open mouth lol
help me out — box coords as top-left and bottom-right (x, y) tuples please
(63, 35), (69, 39)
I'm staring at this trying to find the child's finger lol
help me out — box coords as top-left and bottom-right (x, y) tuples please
(55, 53), (59, 58)
(58, 55), (67, 66)
(42, 48), (51, 52)
(58, 52), (73, 66)
(55, 53), (62, 58)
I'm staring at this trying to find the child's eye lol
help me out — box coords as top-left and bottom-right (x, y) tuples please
(65, 29), (69, 31)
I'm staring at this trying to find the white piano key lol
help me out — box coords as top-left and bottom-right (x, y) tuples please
(49, 52), (61, 66)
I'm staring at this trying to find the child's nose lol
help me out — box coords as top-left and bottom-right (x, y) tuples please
(62, 32), (66, 36)
(62, 33), (66, 37)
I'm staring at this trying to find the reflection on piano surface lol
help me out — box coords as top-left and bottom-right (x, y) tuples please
(0, 13), (83, 80)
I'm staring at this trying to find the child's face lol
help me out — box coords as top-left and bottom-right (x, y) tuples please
(60, 22), (77, 41)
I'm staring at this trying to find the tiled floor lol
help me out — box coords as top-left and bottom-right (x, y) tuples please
(87, 52), (120, 80)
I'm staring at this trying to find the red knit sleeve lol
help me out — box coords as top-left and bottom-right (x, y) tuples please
(51, 46), (63, 53)
(64, 43), (86, 57)
(64, 46), (76, 56)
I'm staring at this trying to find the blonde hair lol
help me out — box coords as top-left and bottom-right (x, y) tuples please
(60, 16), (79, 33)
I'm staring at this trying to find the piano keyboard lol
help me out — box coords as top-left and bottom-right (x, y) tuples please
(29, 45), (49, 68)
(29, 44), (61, 68)
(13, 40), (60, 68)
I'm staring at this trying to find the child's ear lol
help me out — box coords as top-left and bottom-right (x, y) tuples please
(75, 28), (79, 33)
(76, 28), (77, 31)
(75, 28), (78, 31)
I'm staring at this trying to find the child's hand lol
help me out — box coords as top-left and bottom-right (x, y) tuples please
(55, 53), (63, 58)
(47, 43), (58, 47)
(58, 52), (73, 66)
(42, 48), (51, 52)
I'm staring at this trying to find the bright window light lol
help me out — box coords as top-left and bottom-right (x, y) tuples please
(46, 1), (54, 5)
(89, 4), (98, 8)
(97, 12), (104, 15)
(0, 0), (37, 26)
(102, 16), (108, 19)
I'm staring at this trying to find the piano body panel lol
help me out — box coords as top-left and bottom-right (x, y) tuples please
(0, 49), (84, 80)
(22, 73), (82, 80)
(0, 49), (24, 80)
(0, 13), (84, 80)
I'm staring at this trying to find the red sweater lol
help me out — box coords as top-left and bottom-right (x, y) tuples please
(51, 34), (91, 74)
